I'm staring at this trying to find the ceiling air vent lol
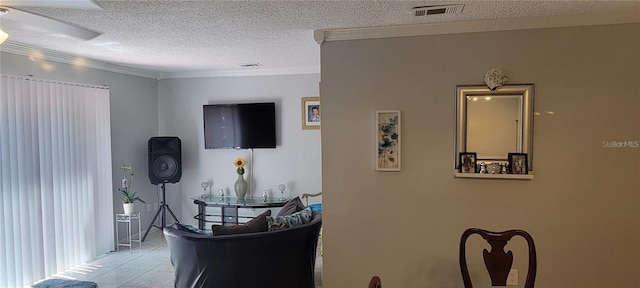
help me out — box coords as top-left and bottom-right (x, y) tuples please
(239, 63), (262, 68)
(411, 4), (464, 17)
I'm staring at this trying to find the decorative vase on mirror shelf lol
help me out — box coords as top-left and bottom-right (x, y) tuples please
(234, 174), (248, 199)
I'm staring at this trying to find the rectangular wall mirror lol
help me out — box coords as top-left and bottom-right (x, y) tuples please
(455, 84), (534, 171)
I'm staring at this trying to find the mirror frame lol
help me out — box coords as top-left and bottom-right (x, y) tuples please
(455, 84), (534, 172)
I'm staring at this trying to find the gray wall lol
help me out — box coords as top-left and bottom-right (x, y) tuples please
(0, 52), (160, 243)
(320, 24), (639, 287)
(157, 74), (322, 226)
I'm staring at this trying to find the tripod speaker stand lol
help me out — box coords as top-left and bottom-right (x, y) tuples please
(143, 137), (182, 242)
(142, 182), (178, 241)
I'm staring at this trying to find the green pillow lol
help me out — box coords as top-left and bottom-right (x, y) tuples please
(267, 207), (312, 231)
(211, 209), (271, 236)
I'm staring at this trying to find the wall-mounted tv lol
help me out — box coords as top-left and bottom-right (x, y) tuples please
(203, 102), (276, 149)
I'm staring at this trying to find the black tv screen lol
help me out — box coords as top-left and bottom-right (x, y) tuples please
(203, 103), (276, 149)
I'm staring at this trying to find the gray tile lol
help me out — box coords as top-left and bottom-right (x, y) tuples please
(92, 267), (147, 286)
(119, 255), (167, 270)
(91, 253), (142, 268)
(122, 270), (174, 288)
(61, 264), (115, 281)
(151, 260), (174, 272)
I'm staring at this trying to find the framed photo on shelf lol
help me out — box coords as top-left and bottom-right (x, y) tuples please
(477, 159), (509, 174)
(376, 110), (401, 171)
(508, 153), (528, 174)
(301, 97), (320, 130)
(459, 152), (477, 173)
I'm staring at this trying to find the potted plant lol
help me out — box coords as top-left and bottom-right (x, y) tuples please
(118, 164), (145, 214)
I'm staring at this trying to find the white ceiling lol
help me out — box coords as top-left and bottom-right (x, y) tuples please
(0, 0), (638, 78)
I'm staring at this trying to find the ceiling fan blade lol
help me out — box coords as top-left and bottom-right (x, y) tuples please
(2, 7), (101, 40)
(0, 0), (102, 9)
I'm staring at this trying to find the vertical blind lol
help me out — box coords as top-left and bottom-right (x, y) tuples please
(0, 75), (114, 287)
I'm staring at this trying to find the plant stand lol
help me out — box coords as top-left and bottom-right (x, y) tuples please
(116, 212), (141, 253)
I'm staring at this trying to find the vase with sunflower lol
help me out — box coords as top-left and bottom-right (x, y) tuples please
(233, 157), (248, 199)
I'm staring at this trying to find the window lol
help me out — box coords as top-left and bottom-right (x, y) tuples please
(0, 75), (114, 287)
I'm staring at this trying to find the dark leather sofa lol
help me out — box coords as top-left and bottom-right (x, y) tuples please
(163, 212), (322, 288)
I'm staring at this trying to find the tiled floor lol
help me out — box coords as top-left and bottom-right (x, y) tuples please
(41, 228), (323, 288)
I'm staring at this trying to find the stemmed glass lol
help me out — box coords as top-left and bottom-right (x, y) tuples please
(277, 183), (287, 200)
(201, 181), (210, 198)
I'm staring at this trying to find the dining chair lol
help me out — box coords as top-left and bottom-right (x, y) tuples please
(368, 276), (382, 288)
(300, 192), (322, 207)
(459, 228), (536, 288)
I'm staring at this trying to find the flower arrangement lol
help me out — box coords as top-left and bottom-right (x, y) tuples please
(118, 164), (145, 204)
(234, 157), (245, 175)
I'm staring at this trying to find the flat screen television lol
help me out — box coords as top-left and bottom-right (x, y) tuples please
(203, 102), (276, 149)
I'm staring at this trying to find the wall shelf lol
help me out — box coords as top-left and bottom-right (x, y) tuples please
(454, 172), (534, 180)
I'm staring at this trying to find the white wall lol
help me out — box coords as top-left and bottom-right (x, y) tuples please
(157, 74), (322, 227)
(0, 51), (160, 244)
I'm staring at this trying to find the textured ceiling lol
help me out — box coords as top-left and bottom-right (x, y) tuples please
(0, 0), (638, 77)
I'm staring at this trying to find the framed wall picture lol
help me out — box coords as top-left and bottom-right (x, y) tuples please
(459, 152), (477, 173)
(508, 153), (528, 174)
(301, 97), (320, 130)
(376, 110), (401, 171)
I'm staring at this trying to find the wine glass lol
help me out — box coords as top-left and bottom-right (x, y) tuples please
(200, 181), (210, 198)
(277, 183), (287, 200)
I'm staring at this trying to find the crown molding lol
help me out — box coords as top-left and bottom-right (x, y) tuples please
(157, 66), (320, 79)
(314, 10), (640, 44)
(0, 41), (160, 79)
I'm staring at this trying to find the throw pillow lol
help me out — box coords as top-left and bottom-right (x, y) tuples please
(309, 203), (322, 213)
(267, 207), (313, 231)
(276, 196), (305, 217)
(211, 209), (271, 236)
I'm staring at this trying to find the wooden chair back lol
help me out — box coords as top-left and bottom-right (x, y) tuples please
(300, 192), (322, 206)
(368, 276), (382, 288)
(459, 228), (536, 288)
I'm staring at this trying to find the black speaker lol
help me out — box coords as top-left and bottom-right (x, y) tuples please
(148, 137), (182, 184)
